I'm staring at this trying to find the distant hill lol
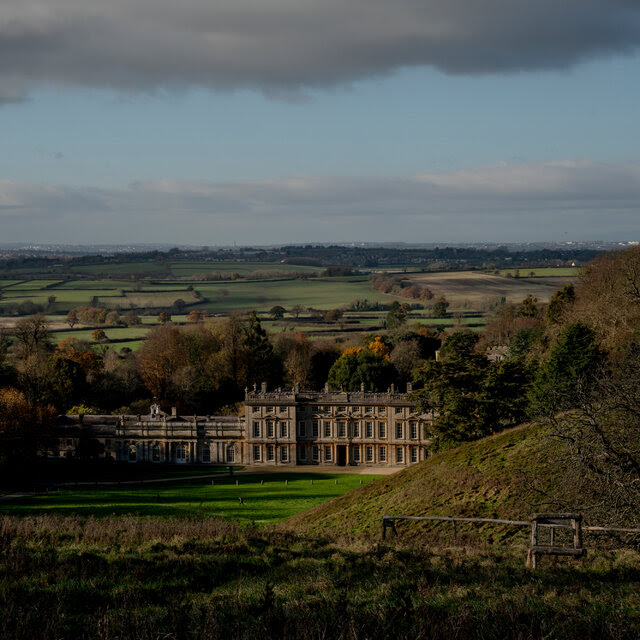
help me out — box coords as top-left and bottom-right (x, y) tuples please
(285, 422), (569, 541)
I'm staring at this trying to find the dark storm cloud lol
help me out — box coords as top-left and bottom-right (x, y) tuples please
(1, 1), (639, 100)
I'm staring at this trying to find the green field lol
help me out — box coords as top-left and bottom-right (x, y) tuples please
(498, 267), (581, 277)
(169, 260), (323, 277)
(1, 473), (380, 523)
(51, 326), (151, 345)
(191, 277), (397, 313)
(70, 261), (166, 275)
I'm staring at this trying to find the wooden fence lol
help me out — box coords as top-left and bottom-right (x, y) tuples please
(381, 514), (640, 566)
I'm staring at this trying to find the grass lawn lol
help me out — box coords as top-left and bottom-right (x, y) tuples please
(1, 473), (380, 523)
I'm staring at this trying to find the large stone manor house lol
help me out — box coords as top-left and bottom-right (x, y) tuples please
(55, 384), (432, 468)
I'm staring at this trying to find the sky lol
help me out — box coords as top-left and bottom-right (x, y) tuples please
(1, 0), (640, 246)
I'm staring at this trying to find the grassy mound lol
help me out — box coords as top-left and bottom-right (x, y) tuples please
(285, 422), (567, 541)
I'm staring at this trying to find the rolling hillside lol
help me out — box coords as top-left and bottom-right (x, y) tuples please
(285, 422), (568, 541)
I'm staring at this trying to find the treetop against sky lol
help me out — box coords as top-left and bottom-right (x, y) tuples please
(1, 1), (639, 244)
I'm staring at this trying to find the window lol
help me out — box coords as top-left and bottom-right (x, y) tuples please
(378, 422), (386, 439)
(105, 439), (111, 447)
(337, 406), (346, 413)
(128, 444), (137, 462)
(266, 444), (275, 461)
(152, 445), (161, 462)
(253, 445), (261, 461)
(395, 423), (403, 439)
(280, 422), (288, 438)
(312, 406), (319, 413)
(323, 421), (331, 437)
(267, 421), (274, 438)
(279, 406), (287, 414)
(312, 445), (319, 461)
(410, 423), (418, 439)
(338, 422), (346, 437)
(365, 406), (373, 414)
(312, 421), (319, 437)
(280, 446), (288, 462)
(366, 446), (373, 462)
(226, 445), (235, 463)
(378, 407), (386, 415)
(266, 406), (274, 413)
(66, 439), (73, 446)
(299, 446), (307, 461)
(379, 446), (386, 462)
(324, 445), (332, 461)
(395, 407), (403, 415)
(353, 446), (360, 462)
(201, 446), (211, 463)
(410, 447), (418, 463)
(365, 422), (373, 438)
(298, 421), (306, 437)
(253, 405), (260, 413)
(252, 421), (260, 438)
(396, 447), (404, 463)
(353, 422), (360, 437)
(176, 445), (186, 462)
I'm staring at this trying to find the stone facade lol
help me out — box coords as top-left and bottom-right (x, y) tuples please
(54, 388), (432, 468)
(245, 388), (432, 467)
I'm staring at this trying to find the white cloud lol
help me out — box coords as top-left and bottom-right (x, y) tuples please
(1, 161), (639, 243)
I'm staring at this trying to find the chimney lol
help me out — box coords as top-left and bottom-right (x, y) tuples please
(261, 382), (267, 393)
(406, 382), (413, 393)
(360, 382), (365, 392)
(171, 407), (177, 417)
(324, 383), (329, 392)
(390, 383), (395, 393)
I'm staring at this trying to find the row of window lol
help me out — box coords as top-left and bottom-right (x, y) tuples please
(253, 405), (411, 416)
(252, 444), (420, 464)
(123, 443), (234, 463)
(253, 420), (423, 440)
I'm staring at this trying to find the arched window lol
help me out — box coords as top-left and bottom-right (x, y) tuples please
(152, 445), (161, 462)
(176, 445), (187, 462)
(201, 445), (211, 463)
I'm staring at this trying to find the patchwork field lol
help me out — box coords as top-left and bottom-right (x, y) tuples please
(0, 262), (576, 352)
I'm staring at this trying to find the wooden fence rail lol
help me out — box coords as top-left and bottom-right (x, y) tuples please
(381, 514), (640, 552)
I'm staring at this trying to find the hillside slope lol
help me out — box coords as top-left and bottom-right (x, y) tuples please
(284, 422), (568, 541)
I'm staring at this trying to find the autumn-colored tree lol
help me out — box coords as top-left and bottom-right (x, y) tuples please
(65, 309), (79, 328)
(564, 247), (640, 353)
(158, 311), (172, 324)
(56, 338), (101, 377)
(123, 311), (141, 326)
(91, 329), (108, 343)
(186, 309), (205, 323)
(136, 325), (186, 402)
(0, 387), (55, 468)
(275, 332), (313, 386)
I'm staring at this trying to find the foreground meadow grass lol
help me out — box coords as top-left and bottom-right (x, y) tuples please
(0, 515), (637, 640)
(0, 473), (380, 524)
